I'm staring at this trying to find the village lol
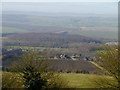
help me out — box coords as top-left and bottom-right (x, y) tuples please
(52, 54), (96, 61)
(2, 47), (97, 61)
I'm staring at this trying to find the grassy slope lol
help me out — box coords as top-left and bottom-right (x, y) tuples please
(61, 73), (114, 88)
(2, 71), (115, 88)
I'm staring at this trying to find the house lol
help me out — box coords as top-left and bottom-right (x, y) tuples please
(105, 42), (118, 45)
(89, 56), (97, 61)
(71, 56), (88, 61)
(60, 54), (71, 59)
(54, 56), (58, 59)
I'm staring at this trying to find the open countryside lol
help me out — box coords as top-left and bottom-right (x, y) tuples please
(1, 2), (119, 89)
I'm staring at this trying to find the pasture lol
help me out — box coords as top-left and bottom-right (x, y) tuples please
(2, 72), (115, 88)
(2, 27), (27, 33)
(61, 73), (116, 88)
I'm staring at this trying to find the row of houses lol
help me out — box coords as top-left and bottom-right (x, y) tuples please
(54, 54), (96, 61)
(2, 48), (97, 61)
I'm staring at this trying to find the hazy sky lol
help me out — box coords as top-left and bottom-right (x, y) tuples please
(2, 0), (119, 2)
(2, 2), (118, 16)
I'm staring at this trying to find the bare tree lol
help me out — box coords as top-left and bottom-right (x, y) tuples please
(93, 45), (119, 88)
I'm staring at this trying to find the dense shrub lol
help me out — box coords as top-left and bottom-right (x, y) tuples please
(2, 72), (24, 88)
(3, 51), (68, 89)
(66, 70), (71, 73)
(41, 72), (69, 88)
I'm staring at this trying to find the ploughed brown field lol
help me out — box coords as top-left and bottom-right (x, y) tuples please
(47, 59), (100, 74)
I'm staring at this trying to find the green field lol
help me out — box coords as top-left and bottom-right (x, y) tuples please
(2, 72), (115, 88)
(61, 73), (115, 88)
(2, 27), (27, 33)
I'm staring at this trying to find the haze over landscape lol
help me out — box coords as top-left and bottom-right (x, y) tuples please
(2, 2), (118, 39)
(1, 2), (119, 89)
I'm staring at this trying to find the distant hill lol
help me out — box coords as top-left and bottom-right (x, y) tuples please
(3, 33), (102, 48)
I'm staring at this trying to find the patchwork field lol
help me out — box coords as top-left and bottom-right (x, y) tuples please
(2, 14), (118, 40)
(70, 27), (118, 39)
